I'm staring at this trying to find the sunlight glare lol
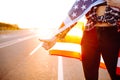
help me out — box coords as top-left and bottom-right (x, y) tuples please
(0, 0), (75, 29)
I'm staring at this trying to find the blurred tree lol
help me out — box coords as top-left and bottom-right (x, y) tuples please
(0, 22), (20, 30)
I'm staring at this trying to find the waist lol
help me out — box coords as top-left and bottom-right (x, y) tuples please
(95, 22), (112, 27)
(95, 26), (117, 31)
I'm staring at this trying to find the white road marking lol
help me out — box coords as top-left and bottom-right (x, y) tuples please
(1, 33), (64, 80)
(58, 56), (64, 80)
(0, 35), (37, 48)
(29, 42), (43, 55)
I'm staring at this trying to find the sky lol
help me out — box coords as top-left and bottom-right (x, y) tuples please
(0, 0), (75, 29)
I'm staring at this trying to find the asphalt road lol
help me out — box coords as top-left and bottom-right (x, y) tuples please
(0, 29), (111, 80)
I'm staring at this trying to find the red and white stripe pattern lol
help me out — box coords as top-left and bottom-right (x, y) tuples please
(116, 49), (120, 75)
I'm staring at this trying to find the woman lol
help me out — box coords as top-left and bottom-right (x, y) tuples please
(81, 0), (120, 80)
(40, 0), (120, 79)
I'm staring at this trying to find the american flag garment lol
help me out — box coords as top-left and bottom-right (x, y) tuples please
(64, 0), (105, 25)
(56, 0), (105, 36)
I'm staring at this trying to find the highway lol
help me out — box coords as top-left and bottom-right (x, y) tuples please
(0, 29), (110, 80)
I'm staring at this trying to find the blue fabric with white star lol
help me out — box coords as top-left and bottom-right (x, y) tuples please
(68, 0), (105, 20)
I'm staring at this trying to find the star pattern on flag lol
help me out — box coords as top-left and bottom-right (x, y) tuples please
(81, 4), (86, 10)
(68, 0), (97, 20)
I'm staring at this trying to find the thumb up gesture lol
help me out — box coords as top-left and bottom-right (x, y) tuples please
(39, 36), (57, 50)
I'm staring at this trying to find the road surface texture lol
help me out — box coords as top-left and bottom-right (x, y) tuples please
(0, 30), (110, 80)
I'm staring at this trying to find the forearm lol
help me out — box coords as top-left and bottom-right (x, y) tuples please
(56, 22), (77, 39)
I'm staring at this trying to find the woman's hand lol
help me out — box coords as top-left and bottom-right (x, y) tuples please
(106, 0), (120, 8)
(39, 36), (57, 50)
